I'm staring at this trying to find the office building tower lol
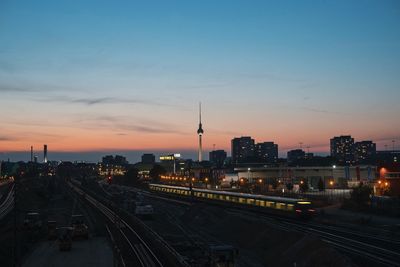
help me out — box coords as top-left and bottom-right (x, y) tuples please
(287, 149), (306, 165)
(330, 135), (354, 165)
(354, 141), (376, 164)
(209, 150), (227, 168)
(255, 142), (278, 163)
(231, 136), (255, 164)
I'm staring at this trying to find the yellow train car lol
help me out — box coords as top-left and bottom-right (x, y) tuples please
(148, 184), (314, 218)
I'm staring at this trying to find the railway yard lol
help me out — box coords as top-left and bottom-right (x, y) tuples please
(1, 176), (400, 267)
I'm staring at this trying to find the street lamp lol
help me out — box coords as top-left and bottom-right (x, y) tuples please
(331, 165), (336, 199)
(329, 180), (334, 199)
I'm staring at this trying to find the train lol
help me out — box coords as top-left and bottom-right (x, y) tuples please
(148, 183), (315, 218)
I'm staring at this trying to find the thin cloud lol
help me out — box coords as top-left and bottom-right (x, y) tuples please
(76, 115), (187, 135)
(0, 86), (37, 93)
(299, 107), (345, 115)
(0, 135), (17, 141)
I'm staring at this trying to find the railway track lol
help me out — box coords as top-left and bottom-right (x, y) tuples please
(68, 182), (163, 267)
(0, 184), (14, 221)
(139, 188), (400, 267)
(280, 219), (400, 267)
(226, 208), (400, 267)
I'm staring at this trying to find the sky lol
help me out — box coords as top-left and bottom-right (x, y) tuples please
(0, 0), (399, 162)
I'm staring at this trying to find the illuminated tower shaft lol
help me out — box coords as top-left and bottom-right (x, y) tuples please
(44, 144), (48, 163)
(199, 135), (203, 162)
(197, 102), (204, 162)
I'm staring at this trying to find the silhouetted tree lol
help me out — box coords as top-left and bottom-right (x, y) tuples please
(124, 168), (139, 186)
(351, 184), (372, 207)
(318, 178), (325, 192)
(300, 182), (309, 192)
(286, 183), (293, 191)
(149, 164), (166, 183)
(271, 178), (278, 190)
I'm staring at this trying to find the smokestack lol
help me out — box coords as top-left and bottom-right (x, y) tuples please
(31, 146), (33, 162)
(44, 144), (48, 163)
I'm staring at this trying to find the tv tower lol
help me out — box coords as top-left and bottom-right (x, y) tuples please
(197, 102), (204, 162)
(44, 144), (48, 163)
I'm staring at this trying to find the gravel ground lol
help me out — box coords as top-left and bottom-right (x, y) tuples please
(23, 237), (112, 267)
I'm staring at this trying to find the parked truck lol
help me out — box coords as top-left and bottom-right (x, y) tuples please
(71, 214), (89, 239)
(47, 220), (57, 240)
(57, 227), (72, 251)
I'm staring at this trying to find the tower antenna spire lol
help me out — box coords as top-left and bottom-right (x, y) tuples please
(199, 102), (202, 123)
(197, 102), (204, 162)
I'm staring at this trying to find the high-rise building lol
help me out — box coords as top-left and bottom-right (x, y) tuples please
(197, 102), (204, 162)
(102, 155), (128, 165)
(287, 149), (306, 165)
(141, 154), (156, 164)
(114, 155), (128, 165)
(330, 135), (354, 165)
(354, 141), (376, 164)
(30, 146), (33, 162)
(102, 155), (114, 165)
(255, 142), (278, 163)
(43, 144), (48, 163)
(231, 136), (255, 164)
(209, 150), (227, 168)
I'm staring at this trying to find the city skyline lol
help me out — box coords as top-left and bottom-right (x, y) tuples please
(1, 1), (399, 159)
(0, 133), (397, 163)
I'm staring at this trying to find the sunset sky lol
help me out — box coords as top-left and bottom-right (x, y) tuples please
(1, 0), (399, 162)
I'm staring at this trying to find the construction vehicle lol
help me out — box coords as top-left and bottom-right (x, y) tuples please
(71, 214), (89, 239)
(57, 227), (72, 251)
(47, 220), (57, 240)
(23, 212), (42, 230)
(134, 204), (154, 218)
(207, 245), (239, 267)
